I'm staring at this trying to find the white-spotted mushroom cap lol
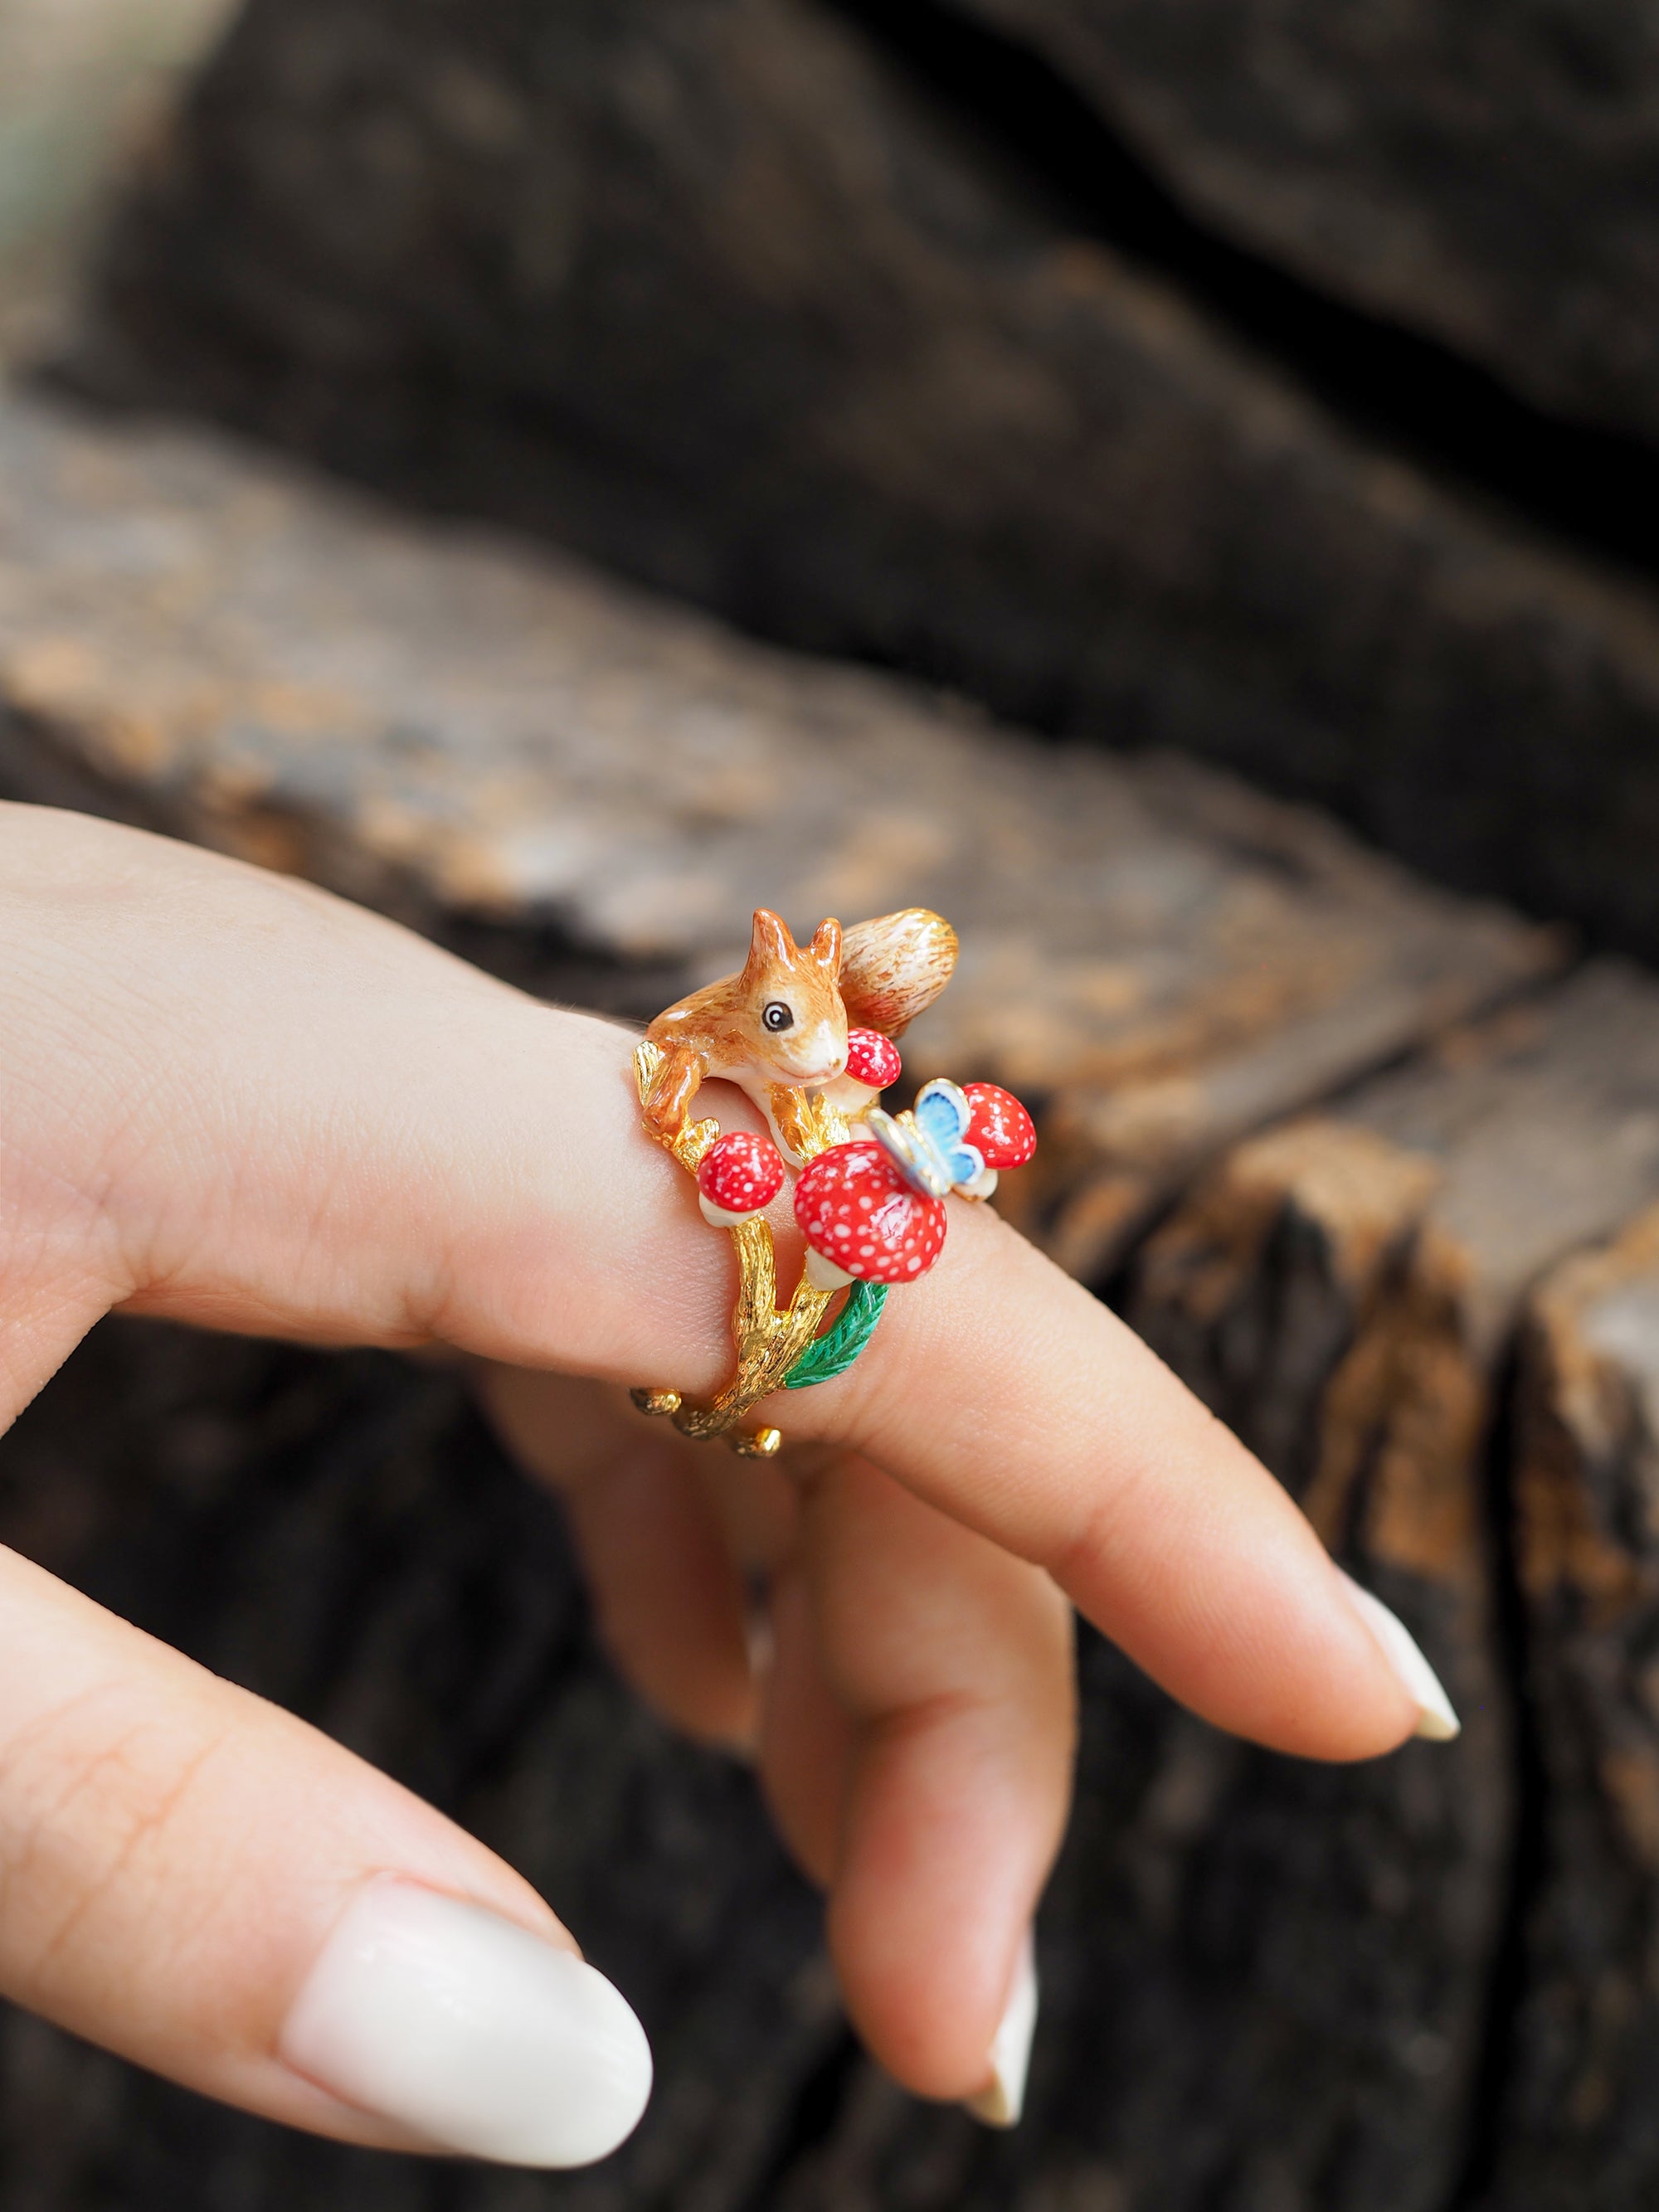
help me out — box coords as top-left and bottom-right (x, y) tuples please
(794, 1140), (948, 1284)
(963, 1082), (1038, 1170)
(819, 1027), (903, 1111)
(697, 1130), (787, 1220)
(846, 1028), (902, 1091)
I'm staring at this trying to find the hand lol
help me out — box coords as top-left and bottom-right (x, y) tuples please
(0, 805), (1450, 2166)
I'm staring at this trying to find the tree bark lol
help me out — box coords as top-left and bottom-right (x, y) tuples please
(9, 384), (1659, 2208)
(0, 389), (1549, 1281)
(949, 0), (1659, 449)
(1118, 964), (1659, 2212)
(59, 0), (1659, 963)
(1494, 1206), (1659, 2210)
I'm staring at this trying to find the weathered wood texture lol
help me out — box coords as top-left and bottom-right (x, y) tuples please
(8, 389), (1659, 2210)
(63, 0), (1659, 962)
(951, 0), (1659, 446)
(1111, 963), (1659, 2212)
(1491, 1208), (1659, 2210)
(0, 391), (1549, 1279)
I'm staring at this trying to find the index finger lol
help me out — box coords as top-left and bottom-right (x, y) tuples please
(766, 1199), (1453, 1760)
(456, 1034), (1451, 1763)
(0, 814), (1447, 1762)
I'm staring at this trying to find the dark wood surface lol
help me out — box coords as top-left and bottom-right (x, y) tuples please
(951, 0), (1659, 448)
(1488, 1207), (1659, 2210)
(0, 390), (1551, 1279)
(59, 0), (1659, 964)
(7, 384), (1659, 2207)
(1121, 964), (1659, 2211)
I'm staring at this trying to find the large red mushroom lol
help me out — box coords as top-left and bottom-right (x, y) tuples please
(794, 1139), (947, 1290)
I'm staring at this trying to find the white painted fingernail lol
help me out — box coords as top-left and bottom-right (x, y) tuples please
(280, 1882), (652, 2167)
(963, 1928), (1038, 2127)
(1337, 1569), (1461, 1741)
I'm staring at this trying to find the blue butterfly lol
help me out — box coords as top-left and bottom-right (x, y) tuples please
(867, 1078), (986, 1198)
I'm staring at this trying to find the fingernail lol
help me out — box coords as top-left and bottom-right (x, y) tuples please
(963, 1928), (1038, 2128)
(1337, 1569), (1462, 1742)
(280, 1881), (653, 2167)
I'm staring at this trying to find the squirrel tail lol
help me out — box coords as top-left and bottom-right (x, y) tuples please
(839, 910), (958, 1038)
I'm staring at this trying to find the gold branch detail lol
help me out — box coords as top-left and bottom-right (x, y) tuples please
(630, 1041), (849, 1450)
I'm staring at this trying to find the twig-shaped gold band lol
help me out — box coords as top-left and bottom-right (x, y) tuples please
(630, 1040), (849, 1454)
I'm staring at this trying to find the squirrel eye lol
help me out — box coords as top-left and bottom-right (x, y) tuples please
(762, 1001), (794, 1033)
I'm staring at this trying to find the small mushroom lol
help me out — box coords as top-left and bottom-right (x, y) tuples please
(794, 1139), (948, 1290)
(964, 1082), (1037, 1168)
(697, 1130), (787, 1227)
(819, 1026), (903, 1114)
(960, 1082), (1037, 1201)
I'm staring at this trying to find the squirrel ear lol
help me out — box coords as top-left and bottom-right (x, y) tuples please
(745, 908), (796, 973)
(810, 918), (843, 972)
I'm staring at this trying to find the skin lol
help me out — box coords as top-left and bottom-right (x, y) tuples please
(0, 805), (1423, 2143)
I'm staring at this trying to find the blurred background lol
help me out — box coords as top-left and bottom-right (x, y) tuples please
(0, 0), (231, 360)
(6, 2), (1659, 2208)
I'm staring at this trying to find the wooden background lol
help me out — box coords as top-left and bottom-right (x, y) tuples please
(7, 3), (1659, 2206)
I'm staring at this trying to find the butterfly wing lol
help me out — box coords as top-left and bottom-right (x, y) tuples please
(866, 1106), (933, 1194)
(873, 1083), (985, 1195)
(914, 1080), (969, 1145)
(914, 1082), (982, 1188)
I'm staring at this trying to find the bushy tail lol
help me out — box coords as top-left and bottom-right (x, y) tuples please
(839, 910), (958, 1038)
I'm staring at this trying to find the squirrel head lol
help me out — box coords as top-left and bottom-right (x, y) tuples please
(740, 908), (848, 1085)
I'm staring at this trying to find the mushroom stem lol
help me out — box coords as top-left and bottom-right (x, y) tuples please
(816, 1077), (882, 1115)
(803, 1247), (855, 1292)
(699, 1194), (761, 1228)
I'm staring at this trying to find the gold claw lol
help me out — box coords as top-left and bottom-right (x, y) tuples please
(729, 1426), (783, 1459)
(630, 1388), (683, 1417)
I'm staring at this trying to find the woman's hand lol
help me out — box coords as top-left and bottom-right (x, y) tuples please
(0, 805), (1451, 2164)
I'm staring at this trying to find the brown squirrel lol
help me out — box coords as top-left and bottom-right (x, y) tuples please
(642, 907), (957, 1158)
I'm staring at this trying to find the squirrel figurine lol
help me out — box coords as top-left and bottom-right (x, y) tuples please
(642, 907), (957, 1160)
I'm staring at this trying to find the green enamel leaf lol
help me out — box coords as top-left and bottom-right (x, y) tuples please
(783, 1281), (890, 1388)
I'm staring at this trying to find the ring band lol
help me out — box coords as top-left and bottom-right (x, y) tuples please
(628, 1039), (847, 1454)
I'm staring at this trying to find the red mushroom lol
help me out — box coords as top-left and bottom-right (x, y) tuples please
(960, 1082), (1037, 1200)
(820, 1027), (903, 1115)
(794, 1139), (947, 1290)
(964, 1082), (1037, 1168)
(697, 1130), (787, 1228)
